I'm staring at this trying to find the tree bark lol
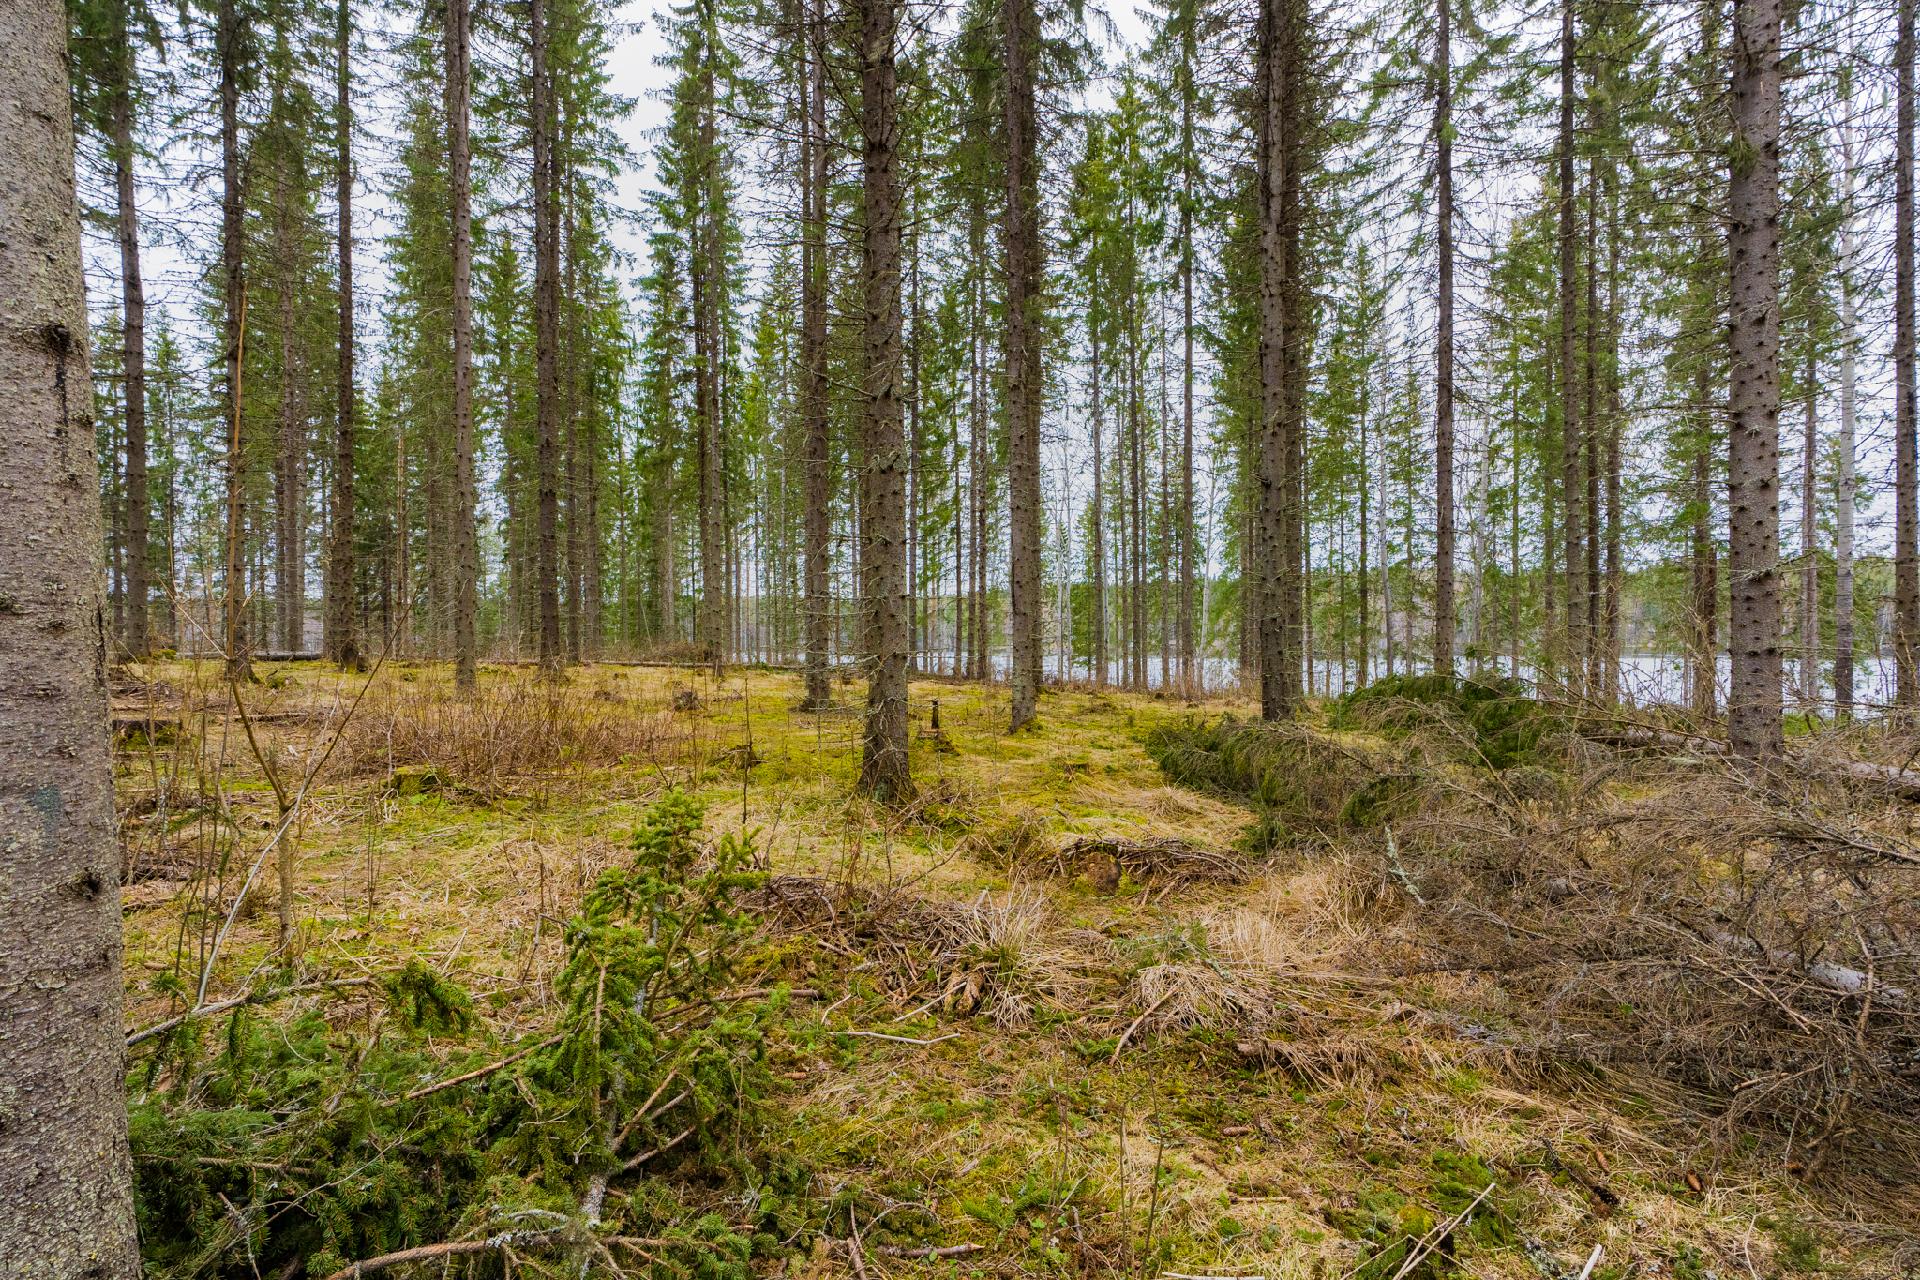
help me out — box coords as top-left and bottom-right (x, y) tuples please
(1358, 361), (1371, 687)
(1726, 0), (1784, 758)
(1603, 174), (1623, 702)
(219, 0), (249, 683)
(532, 0), (564, 676)
(1178, 35), (1197, 688)
(1090, 273), (1108, 688)
(272, 87), (305, 655)
(0, 1), (140, 1266)
(1005, 0), (1044, 729)
(858, 0), (912, 799)
(1557, 0), (1583, 693)
(1898, 0), (1918, 708)
(449, 0), (478, 690)
(799, 0), (832, 707)
(1835, 121), (1860, 720)
(693, 15), (726, 670)
(1256, 0), (1299, 718)
(111, 1), (149, 660)
(1800, 336), (1818, 705)
(326, 0), (357, 670)
(1432, 0), (1455, 677)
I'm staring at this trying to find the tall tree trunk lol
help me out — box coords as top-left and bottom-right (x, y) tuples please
(1690, 361), (1718, 717)
(1158, 307), (1173, 689)
(1383, 472), (1395, 674)
(532, 0), (563, 676)
(1358, 371), (1371, 686)
(562, 165), (585, 665)
(1726, 0), (1784, 758)
(966, 234), (986, 681)
(1278, 7), (1306, 699)
(1584, 157), (1601, 692)
(908, 201), (923, 671)
(694, 24), (726, 669)
(0, 0), (140, 1264)
(449, 0), (478, 690)
(1557, 0), (1583, 693)
(1800, 338), (1818, 704)
(1603, 177), (1623, 701)
(219, 0), (249, 683)
(272, 115), (305, 654)
(1432, 0), (1455, 676)
(654, 441), (676, 638)
(1178, 46), (1197, 687)
(858, 0), (912, 799)
(1005, 0), (1043, 729)
(326, 0), (357, 669)
(800, 0), (831, 706)
(112, 3), (149, 659)
(1898, 0), (1918, 708)
(1835, 122), (1860, 720)
(1509, 347), (1521, 677)
(1257, 0), (1294, 718)
(1090, 284), (1107, 686)
(1121, 310), (1136, 690)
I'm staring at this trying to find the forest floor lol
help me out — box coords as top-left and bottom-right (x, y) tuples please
(113, 659), (1920, 1279)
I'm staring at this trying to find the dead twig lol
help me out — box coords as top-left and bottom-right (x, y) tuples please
(1112, 990), (1177, 1063)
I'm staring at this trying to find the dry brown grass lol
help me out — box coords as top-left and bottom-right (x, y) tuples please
(339, 674), (699, 795)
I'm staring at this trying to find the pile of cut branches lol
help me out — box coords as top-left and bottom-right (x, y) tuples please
(1149, 686), (1920, 1183)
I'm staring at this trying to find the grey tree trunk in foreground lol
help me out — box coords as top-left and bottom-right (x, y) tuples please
(0, 1), (140, 1270)
(1726, 0), (1784, 758)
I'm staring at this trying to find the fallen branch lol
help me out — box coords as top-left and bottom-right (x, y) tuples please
(844, 1029), (961, 1046)
(403, 1034), (563, 1101)
(319, 1227), (569, 1280)
(1583, 721), (1920, 801)
(877, 1243), (985, 1259)
(1703, 929), (1909, 1007)
(128, 977), (379, 1048)
(620, 1123), (695, 1173)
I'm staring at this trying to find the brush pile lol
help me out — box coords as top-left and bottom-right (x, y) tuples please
(1056, 835), (1250, 887)
(744, 876), (1090, 1026)
(1150, 680), (1920, 1183)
